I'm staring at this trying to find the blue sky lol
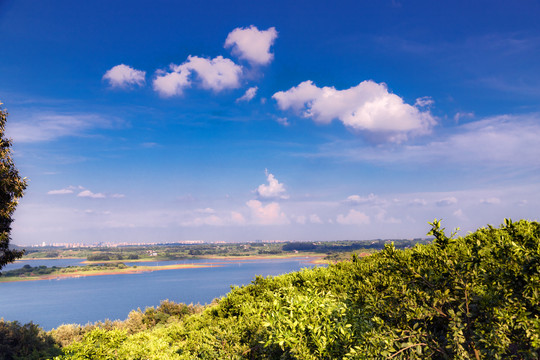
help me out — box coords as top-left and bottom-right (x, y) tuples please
(1, 0), (539, 245)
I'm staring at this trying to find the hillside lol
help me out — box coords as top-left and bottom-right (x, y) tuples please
(2, 219), (539, 359)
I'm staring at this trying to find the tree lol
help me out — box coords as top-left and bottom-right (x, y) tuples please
(0, 102), (27, 270)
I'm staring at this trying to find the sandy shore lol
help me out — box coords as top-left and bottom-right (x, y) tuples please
(0, 263), (221, 283)
(0, 255), (327, 283)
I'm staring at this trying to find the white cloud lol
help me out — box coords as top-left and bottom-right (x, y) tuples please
(184, 55), (242, 91)
(256, 170), (289, 200)
(153, 67), (191, 97)
(7, 113), (120, 143)
(414, 96), (434, 107)
(273, 80), (436, 142)
(103, 64), (146, 88)
(153, 56), (242, 97)
(77, 190), (106, 199)
(436, 197), (458, 206)
(336, 209), (370, 225)
(246, 200), (289, 225)
(47, 188), (74, 195)
(236, 86), (258, 102)
(225, 25), (278, 65)
(331, 114), (540, 171)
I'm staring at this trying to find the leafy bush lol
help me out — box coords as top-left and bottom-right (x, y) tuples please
(54, 220), (540, 359)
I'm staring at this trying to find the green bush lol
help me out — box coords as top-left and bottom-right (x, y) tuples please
(54, 220), (540, 359)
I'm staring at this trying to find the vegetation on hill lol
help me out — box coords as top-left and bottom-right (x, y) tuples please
(37, 219), (539, 359)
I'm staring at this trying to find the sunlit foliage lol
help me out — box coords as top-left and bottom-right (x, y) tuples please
(52, 219), (540, 359)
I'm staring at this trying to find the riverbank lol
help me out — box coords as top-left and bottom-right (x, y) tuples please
(0, 263), (220, 283)
(0, 255), (326, 283)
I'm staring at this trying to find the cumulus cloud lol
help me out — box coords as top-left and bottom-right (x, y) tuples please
(256, 170), (289, 200)
(153, 68), (191, 97)
(436, 197), (458, 206)
(77, 190), (106, 199)
(225, 25), (278, 65)
(153, 56), (242, 97)
(246, 200), (289, 225)
(103, 64), (146, 88)
(236, 86), (258, 102)
(336, 209), (370, 225)
(185, 56), (243, 91)
(273, 80), (436, 142)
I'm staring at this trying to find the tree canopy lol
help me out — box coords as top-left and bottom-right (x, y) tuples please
(0, 102), (27, 270)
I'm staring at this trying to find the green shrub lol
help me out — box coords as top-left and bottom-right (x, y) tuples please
(54, 220), (540, 359)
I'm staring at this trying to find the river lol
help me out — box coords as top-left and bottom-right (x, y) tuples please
(0, 257), (319, 330)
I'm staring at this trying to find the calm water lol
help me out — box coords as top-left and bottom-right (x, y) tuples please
(0, 257), (317, 330)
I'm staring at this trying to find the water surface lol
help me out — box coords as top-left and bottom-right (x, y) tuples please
(0, 257), (317, 330)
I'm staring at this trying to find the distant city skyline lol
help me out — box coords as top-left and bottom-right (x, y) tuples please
(1, 0), (539, 245)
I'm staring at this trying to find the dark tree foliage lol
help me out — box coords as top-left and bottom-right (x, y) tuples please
(0, 320), (61, 360)
(0, 102), (27, 270)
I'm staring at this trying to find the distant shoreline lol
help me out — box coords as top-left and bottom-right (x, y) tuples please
(0, 263), (219, 283)
(1, 255), (326, 283)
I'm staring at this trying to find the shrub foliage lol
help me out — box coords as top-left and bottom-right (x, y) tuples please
(49, 219), (540, 359)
